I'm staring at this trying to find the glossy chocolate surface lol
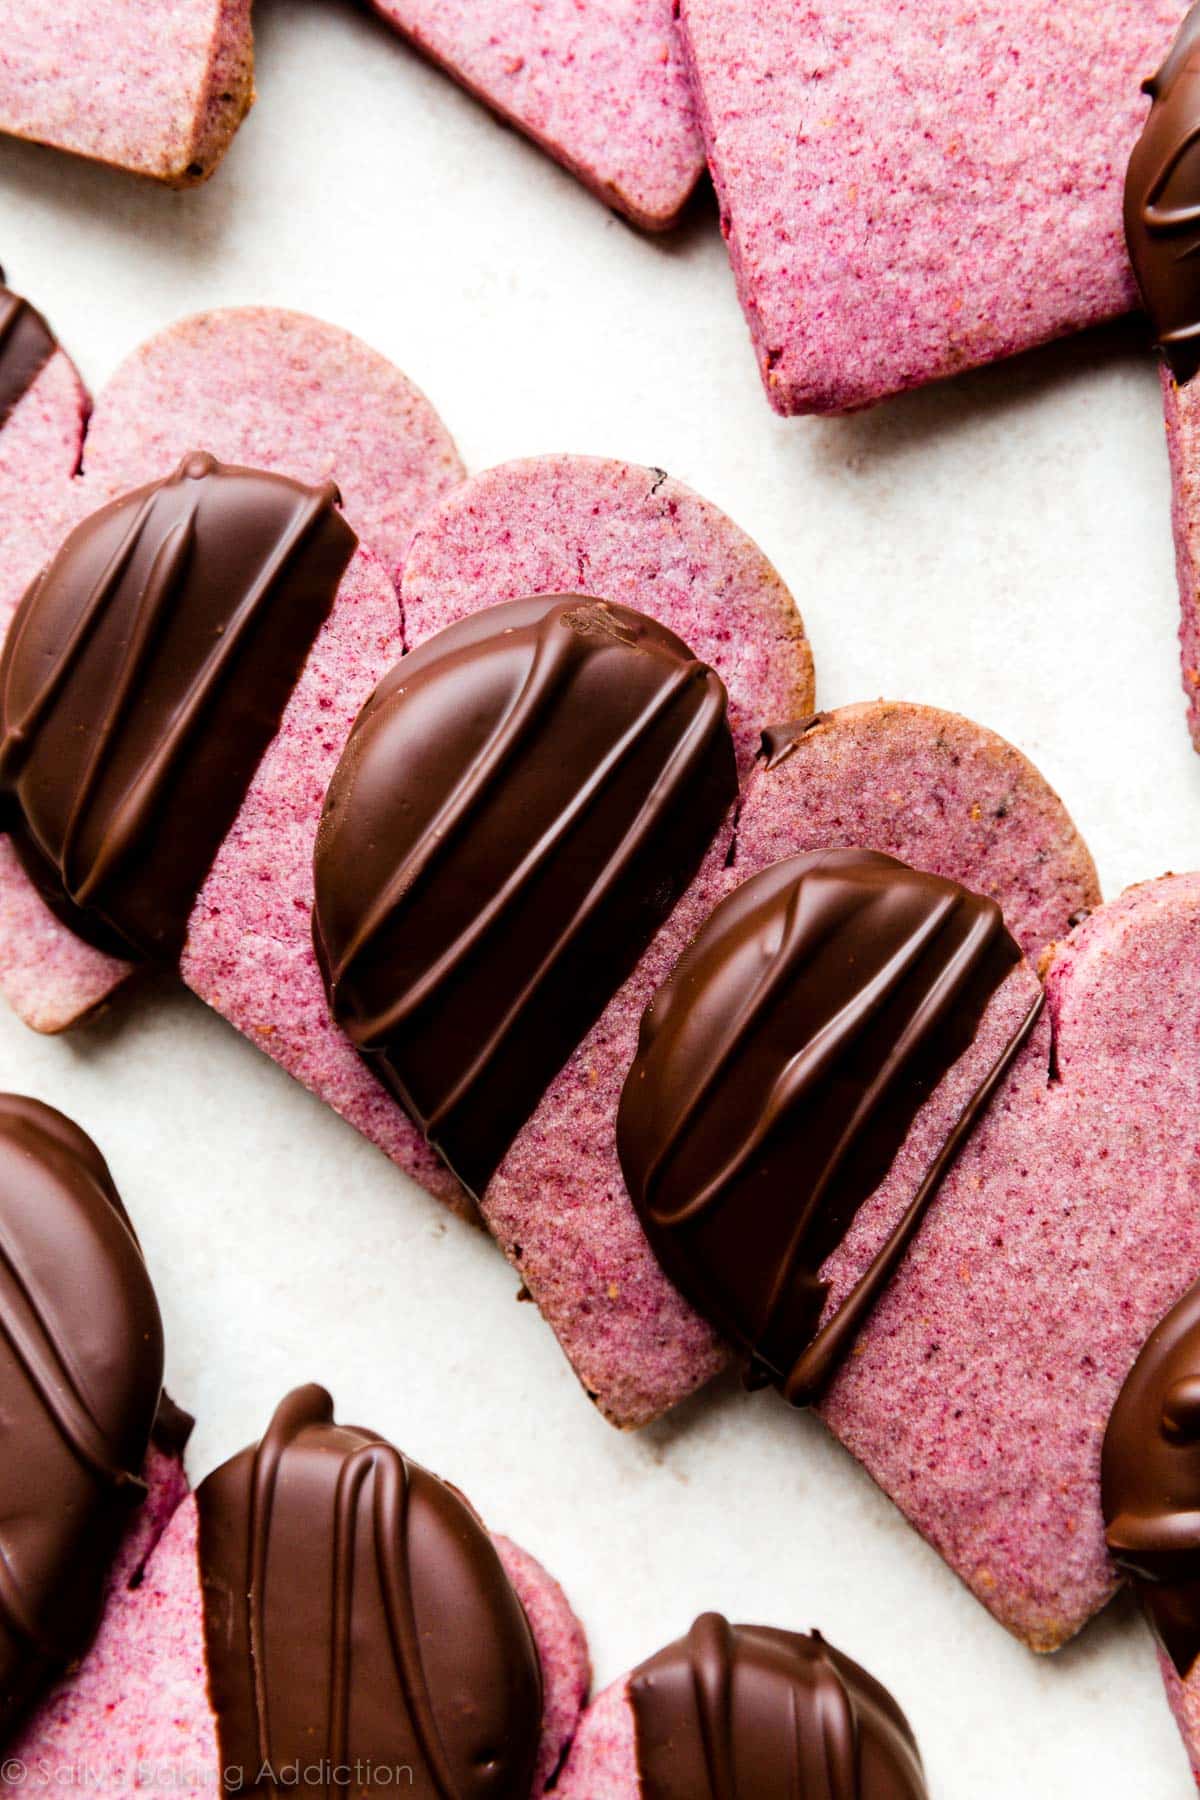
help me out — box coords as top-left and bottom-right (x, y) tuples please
(314, 595), (736, 1197)
(0, 453), (354, 962)
(0, 275), (56, 429)
(630, 1613), (927, 1799)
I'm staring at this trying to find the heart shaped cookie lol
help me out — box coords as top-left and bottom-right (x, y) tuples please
(556, 1612), (927, 1799)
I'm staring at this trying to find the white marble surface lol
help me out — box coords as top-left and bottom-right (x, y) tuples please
(0, 1), (1194, 1792)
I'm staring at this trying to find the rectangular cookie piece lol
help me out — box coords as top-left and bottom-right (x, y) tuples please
(678, 0), (1186, 412)
(0, 0), (254, 184)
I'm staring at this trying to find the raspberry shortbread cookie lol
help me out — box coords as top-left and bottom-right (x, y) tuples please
(369, 1), (704, 229)
(0, 1092), (189, 1743)
(12, 1385), (589, 1799)
(557, 1613), (926, 1799)
(677, 0), (1186, 413)
(0, 1), (254, 184)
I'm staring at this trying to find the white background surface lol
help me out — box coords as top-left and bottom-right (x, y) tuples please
(0, 1), (1193, 1793)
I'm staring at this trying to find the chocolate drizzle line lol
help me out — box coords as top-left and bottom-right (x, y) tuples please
(0, 453), (355, 963)
(629, 1614), (927, 1799)
(1125, 4), (1200, 382)
(0, 1093), (163, 1739)
(1103, 1280), (1200, 1676)
(196, 1386), (543, 1800)
(314, 595), (736, 1198)
(618, 849), (1041, 1404)
(759, 712), (831, 772)
(0, 274), (56, 430)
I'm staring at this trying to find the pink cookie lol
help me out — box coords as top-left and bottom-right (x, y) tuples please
(368, 0), (703, 230)
(8, 1441), (193, 1771)
(677, 0), (1186, 413)
(556, 1613), (927, 1798)
(744, 843), (1200, 1649)
(0, 1), (254, 184)
(10, 1392), (589, 1799)
(0, 281), (115, 1033)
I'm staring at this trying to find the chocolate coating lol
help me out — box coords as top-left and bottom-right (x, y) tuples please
(0, 1093), (163, 1737)
(1103, 1280), (1200, 1675)
(313, 595), (736, 1198)
(197, 1385), (543, 1799)
(629, 1613), (927, 1800)
(1126, 4), (1200, 382)
(0, 274), (56, 429)
(0, 453), (355, 962)
(618, 849), (1039, 1403)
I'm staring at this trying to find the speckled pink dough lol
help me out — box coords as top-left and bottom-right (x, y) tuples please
(678, 0), (1185, 414)
(554, 1674), (638, 1799)
(400, 455), (815, 773)
(1160, 368), (1200, 750)
(492, 1535), (592, 1793)
(9, 1497), (587, 1798)
(8, 1442), (192, 1777)
(0, 1), (254, 184)
(472, 702), (1096, 1431)
(368, 0), (702, 230)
